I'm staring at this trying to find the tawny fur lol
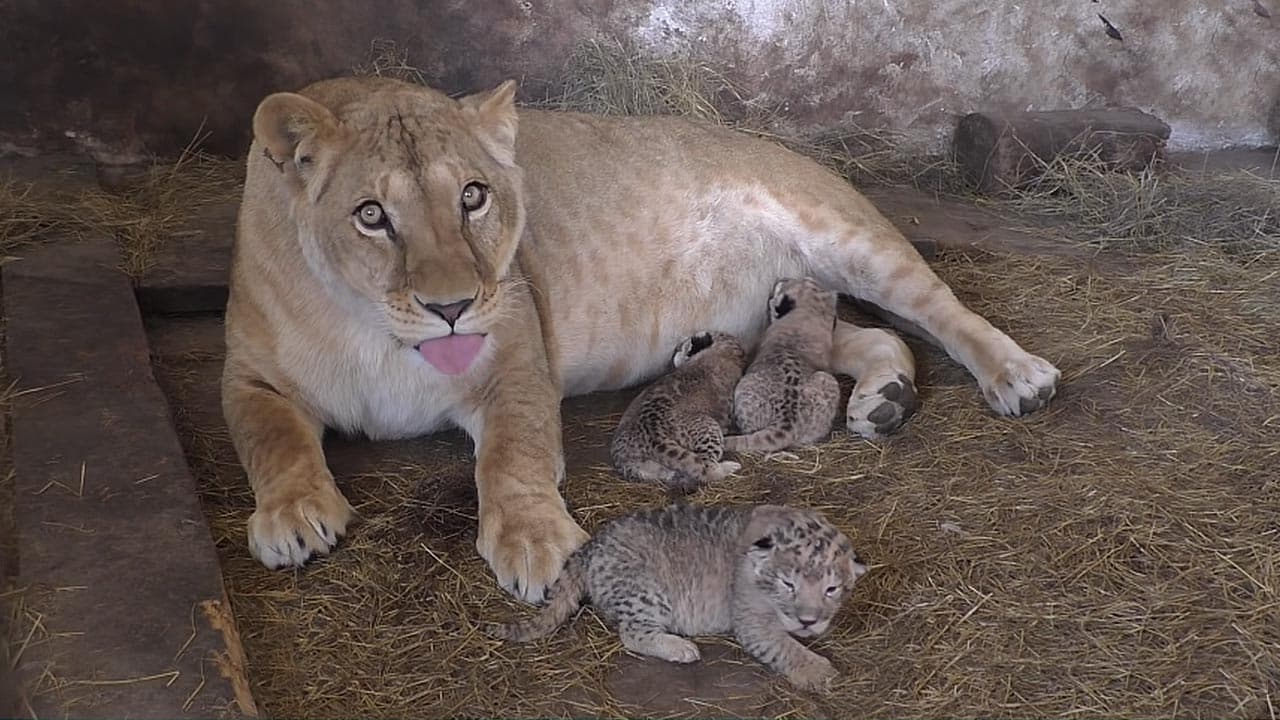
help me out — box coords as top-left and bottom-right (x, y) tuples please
(610, 332), (747, 490)
(222, 75), (1060, 603)
(485, 503), (869, 692)
(726, 277), (842, 452)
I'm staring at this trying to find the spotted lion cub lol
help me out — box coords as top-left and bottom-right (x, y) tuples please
(486, 503), (868, 692)
(610, 332), (748, 489)
(726, 277), (842, 452)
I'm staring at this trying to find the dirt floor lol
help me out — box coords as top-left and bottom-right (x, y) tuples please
(144, 206), (1279, 717)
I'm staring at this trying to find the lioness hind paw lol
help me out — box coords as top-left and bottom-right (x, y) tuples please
(982, 353), (1060, 417)
(847, 373), (919, 439)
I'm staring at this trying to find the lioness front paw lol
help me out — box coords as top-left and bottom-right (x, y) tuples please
(786, 654), (838, 693)
(981, 352), (1060, 417)
(846, 372), (919, 439)
(478, 499), (589, 604)
(248, 479), (355, 570)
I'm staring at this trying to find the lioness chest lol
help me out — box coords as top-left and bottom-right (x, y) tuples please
(276, 319), (469, 441)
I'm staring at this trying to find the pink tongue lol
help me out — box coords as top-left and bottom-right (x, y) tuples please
(417, 334), (485, 376)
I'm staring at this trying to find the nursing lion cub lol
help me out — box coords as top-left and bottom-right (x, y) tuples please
(222, 76), (1059, 603)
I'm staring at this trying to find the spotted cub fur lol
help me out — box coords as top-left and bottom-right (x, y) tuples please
(725, 277), (842, 452)
(485, 503), (868, 692)
(610, 332), (748, 489)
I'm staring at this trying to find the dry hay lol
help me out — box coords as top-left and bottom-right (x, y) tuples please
(0, 139), (242, 278)
(994, 149), (1280, 253)
(0, 181), (71, 256)
(352, 38), (430, 86)
(536, 37), (767, 130)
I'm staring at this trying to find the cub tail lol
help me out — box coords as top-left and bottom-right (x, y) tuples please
(483, 553), (588, 642)
(723, 425), (795, 453)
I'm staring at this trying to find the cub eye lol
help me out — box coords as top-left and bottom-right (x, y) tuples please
(461, 182), (490, 214)
(825, 585), (841, 597)
(780, 579), (796, 593)
(354, 201), (392, 234)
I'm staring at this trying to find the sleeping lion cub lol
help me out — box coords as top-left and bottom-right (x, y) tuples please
(223, 75), (1060, 603)
(487, 503), (868, 692)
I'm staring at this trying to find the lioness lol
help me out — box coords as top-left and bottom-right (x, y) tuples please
(223, 76), (1059, 603)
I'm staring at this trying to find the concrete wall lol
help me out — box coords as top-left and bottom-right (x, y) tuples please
(2, 0), (1277, 162)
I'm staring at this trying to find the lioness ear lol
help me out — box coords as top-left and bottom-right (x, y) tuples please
(252, 92), (337, 169)
(460, 79), (519, 166)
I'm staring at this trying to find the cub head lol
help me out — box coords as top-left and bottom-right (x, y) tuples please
(672, 331), (747, 369)
(247, 76), (525, 376)
(768, 276), (838, 329)
(740, 505), (868, 638)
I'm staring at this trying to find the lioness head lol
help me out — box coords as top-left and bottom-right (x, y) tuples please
(249, 76), (525, 376)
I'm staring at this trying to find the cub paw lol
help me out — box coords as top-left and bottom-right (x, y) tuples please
(248, 479), (355, 570)
(703, 460), (741, 484)
(847, 373), (919, 439)
(787, 654), (838, 693)
(981, 352), (1060, 417)
(478, 498), (589, 604)
(655, 635), (702, 664)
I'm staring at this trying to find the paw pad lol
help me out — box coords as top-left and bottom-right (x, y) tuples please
(847, 373), (919, 439)
(1017, 384), (1056, 415)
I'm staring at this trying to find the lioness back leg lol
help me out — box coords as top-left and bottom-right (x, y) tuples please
(781, 185), (1059, 416)
(831, 320), (920, 438)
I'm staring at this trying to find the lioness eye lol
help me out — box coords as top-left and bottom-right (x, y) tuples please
(354, 201), (390, 233)
(825, 585), (840, 597)
(461, 182), (489, 213)
(780, 579), (796, 593)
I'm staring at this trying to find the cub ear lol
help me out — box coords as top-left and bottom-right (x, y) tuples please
(742, 504), (790, 551)
(252, 92), (338, 169)
(460, 79), (519, 166)
(687, 332), (714, 357)
(847, 554), (869, 583)
(772, 293), (795, 319)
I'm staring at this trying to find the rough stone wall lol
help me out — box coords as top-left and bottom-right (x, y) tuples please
(1, 0), (1277, 162)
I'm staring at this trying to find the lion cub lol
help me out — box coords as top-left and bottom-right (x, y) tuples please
(610, 331), (748, 489)
(725, 277), (842, 452)
(486, 503), (868, 692)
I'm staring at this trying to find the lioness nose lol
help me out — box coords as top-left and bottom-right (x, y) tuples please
(798, 617), (818, 628)
(422, 298), (473, 326)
